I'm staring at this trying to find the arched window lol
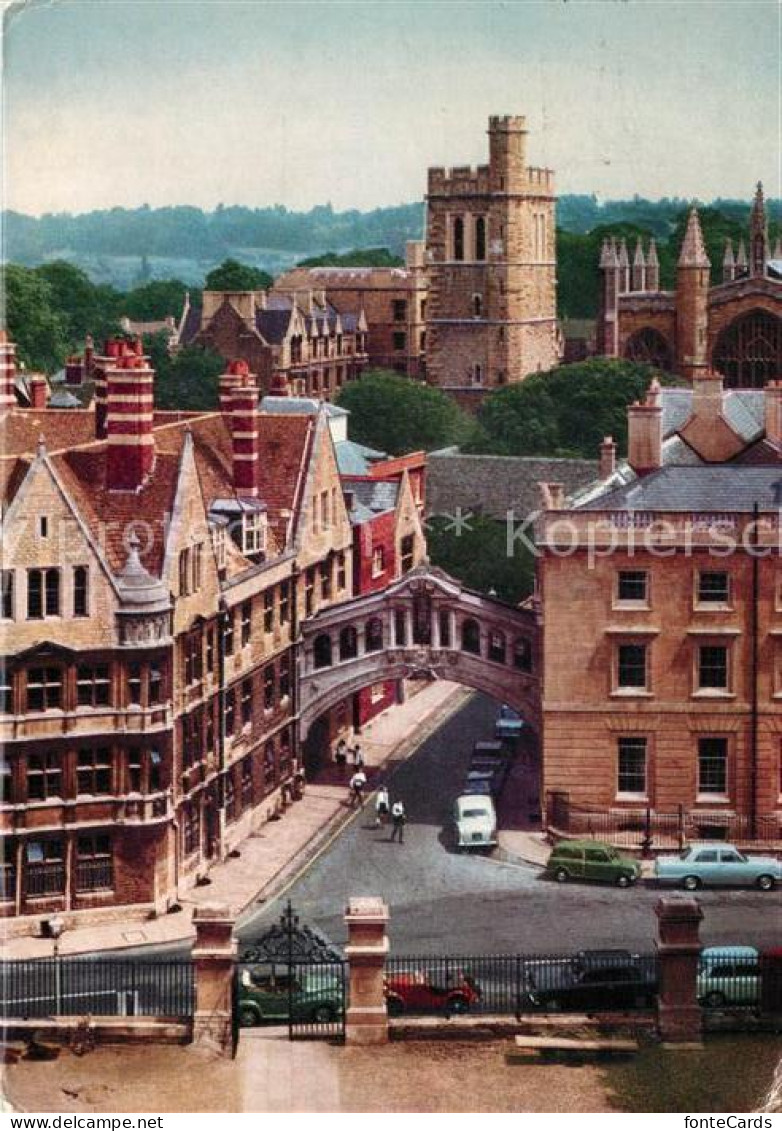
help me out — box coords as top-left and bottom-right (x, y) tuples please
(461, 618), (481, 655)
(624, 328), (673, 372)
(339, 626), (358, 661)
(514, 637), (532, 672)
(473, 294), (483, 318)
(313, 634), (332, 669)
(713, 309), (782, 388)
(475, 216), (486, 261)
(488, 631), (506, 664)
(453, 217), (464, 262)
(365, 617), (383, 652)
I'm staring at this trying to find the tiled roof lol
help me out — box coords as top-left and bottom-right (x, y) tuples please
(579, 465), (782, 512)
(343, 478), (399, 523)
(334, 439), (388, 476)
(660, 387), (764, 443)
(179, 302), (202, 344)
(260, 396), (348, 419)
(0, 410), (99, 456)
(255, 308), (292, 345)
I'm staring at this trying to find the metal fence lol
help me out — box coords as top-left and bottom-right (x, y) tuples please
(0, 958), (195, 1019)
(385, 953), (660, 1017)
(547, 793), (782, 850)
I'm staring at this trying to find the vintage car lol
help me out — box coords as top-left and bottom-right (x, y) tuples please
(518, 949), (658, 1013)
(697, 946), (760, 1009)
(545, 839), (641, 888)
(384, 969), (482, 1015)
(453, 793), (498, 850)
(495, 705), (525, 740)
(655, 844), (780, 891)
(238, 964), (343, 1026)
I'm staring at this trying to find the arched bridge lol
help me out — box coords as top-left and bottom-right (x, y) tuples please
(299, 564), (541, 739)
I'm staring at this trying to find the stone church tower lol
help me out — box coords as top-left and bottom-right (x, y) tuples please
(424, 116), (559, 396)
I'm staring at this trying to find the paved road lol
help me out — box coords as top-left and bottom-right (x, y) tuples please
(238, 693), (781, 956)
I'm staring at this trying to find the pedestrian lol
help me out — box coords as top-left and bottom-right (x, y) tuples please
(334, 737), (348, 776)
(390, 799), (407, 843)
(374, 785), (390, 828)
(352, 743), (364, 769)
(349, 769), (367, 808)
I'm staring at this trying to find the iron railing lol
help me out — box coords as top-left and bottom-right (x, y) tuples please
(0, 958), (195, 1019)
(74, 857), (113, 892)
(0, 864), (15, 901)
(385, 953), (659, 1016)
(547, 793), (782, 849)
(24, 861), (65, 897)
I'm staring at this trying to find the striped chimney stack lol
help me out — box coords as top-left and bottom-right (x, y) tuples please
(0, 330), (18, 410)
(225, 359), (260, 497)
(105, 338), (155, 491)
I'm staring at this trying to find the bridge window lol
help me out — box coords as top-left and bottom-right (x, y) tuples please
(514, 638), (532, 672)
(488, 631), (506, 664)
(439, 610), (451, 648)
(394, 609), (407, 647)
(366, 618), (383, 652)
(339, 626), (358, 661)
(461, 618), (481, 655)
(313, 634), (332, 669)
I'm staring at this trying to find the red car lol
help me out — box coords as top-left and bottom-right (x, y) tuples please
(384, 970), (482, 1015)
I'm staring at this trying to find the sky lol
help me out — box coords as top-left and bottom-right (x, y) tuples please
(3, 0), (780, 216)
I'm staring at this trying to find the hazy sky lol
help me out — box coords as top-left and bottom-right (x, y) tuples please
(3, 0), (780, 215)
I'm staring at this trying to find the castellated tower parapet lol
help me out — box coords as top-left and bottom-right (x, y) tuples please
(425, 115), (559, 394)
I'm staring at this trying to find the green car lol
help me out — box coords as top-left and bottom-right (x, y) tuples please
(546, 839), (641, 888)
(238, 964), (343, 1026)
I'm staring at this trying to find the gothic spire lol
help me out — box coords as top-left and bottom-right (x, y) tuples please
(678, 207), (710, 268)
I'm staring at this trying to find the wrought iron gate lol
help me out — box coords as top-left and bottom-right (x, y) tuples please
(236, 901), (346, 1043)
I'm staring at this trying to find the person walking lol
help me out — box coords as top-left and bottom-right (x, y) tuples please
(352, 743), (364, 769)
(390, 799), (407, 843)
(334, 737), (348, 777)
(349, 768), (367, 808)
(374, 785), (390, 828)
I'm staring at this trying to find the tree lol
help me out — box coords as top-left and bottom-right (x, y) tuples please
(426, 514), (534, 605)
(123, 278), (193, 321)
(145, 336), (225, 411)
(335, 369), (477, 455)
(204, 258), (273, 291)
(4, 264), (70, 372)
(34, 260), (121, 342)
(296, 247), (404, 268)
(476, 359), (680, 460)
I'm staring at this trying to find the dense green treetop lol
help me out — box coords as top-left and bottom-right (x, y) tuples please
(5, 264), (71, 373)
(426, 514), (534, 605)
(296, 247), (404, 268)
(144, 334), (224, 412)
(122, 278), (195, 321)
(473, 359), (681, 460)
(335, 369), (478, 455)
(203, 259), (273, 291)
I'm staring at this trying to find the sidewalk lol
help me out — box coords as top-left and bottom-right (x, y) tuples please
(2, 680), (470, 960)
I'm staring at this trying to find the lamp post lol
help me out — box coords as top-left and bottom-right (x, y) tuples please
(49, 915), (64, 1015)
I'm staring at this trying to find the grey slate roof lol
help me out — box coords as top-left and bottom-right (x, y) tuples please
(334, 439), (388, 476)
(426, 451), (598, 521)
(180, 303), (201, 344)
(579, 465), (782, 512)
(260, 396), (348, 418)
(660, 387), (764, 443)
(343, 478), (399, 523)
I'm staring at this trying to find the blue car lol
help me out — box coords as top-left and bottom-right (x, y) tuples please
(495, 705), (525, 740)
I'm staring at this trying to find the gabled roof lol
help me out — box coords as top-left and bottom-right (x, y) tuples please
(660, 387), (765, 444)
(343, 477), (399, 524)
(334, 439), (388, 476)
(579, 465), (782, 512)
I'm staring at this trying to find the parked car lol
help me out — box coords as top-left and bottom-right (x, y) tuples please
(384, 969), (482, 1015)
(495, 705), (525, 740)
(697, 946), (760, 1009)
(453, 793), (498, 850)
(518, 949), (658, 1013)
(238, 964), (343, 1026)
(655, 844), (781, 891)
(545, 839), (641, 888)
(469, 752), (510, 790)
(464, 768), (504, 800)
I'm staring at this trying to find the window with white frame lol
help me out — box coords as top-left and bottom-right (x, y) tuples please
(372, 546), (385, 578)
(697, 645), (729, 691)
(243, 512), (266, 556)
(617, 737), (647, 796)
(698, 737), (728, 796)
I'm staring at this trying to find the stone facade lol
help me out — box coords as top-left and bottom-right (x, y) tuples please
(598, 186), (782, 386)
(275, 241), (428, 379)
(538, 373), (782, 836)
(0, 338), (376, 932)
(425, 115), (560, 393)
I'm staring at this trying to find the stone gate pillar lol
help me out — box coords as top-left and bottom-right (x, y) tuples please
(655, 896), (703, 1046)
(191, 903), (236, 1056)
(344, 896), (389, 1045)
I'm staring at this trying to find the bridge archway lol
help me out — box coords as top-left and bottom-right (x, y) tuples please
(298, 564), (541, 742)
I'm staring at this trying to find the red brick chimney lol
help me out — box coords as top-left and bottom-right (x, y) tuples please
(28, 374), (48, 409)
(219, 358), (248, 413)
(226, 365), (260, 498)
(0, 330), (18, 410)
(627, 383), (663, 475)
(105, 341), (155, 491)
(599, 435), (617, 479)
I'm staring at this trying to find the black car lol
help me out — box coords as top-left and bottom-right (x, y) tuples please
(517, 949), (658, 1013)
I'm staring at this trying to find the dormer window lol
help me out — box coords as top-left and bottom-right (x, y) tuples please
(243, 511), (266, 556)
